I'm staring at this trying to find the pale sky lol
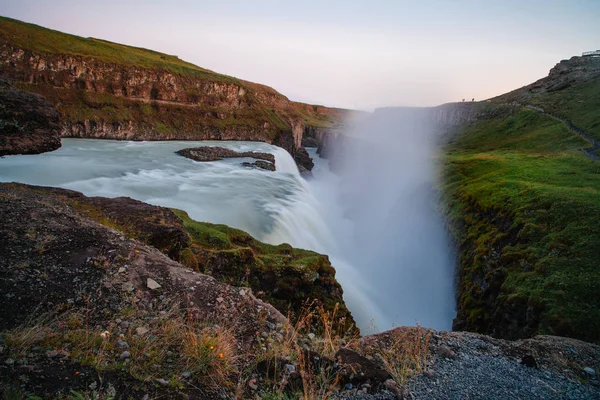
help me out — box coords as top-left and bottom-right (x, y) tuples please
(1, 0), (598, 110)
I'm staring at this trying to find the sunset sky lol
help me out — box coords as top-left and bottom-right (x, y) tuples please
(1, 0), (598, 110)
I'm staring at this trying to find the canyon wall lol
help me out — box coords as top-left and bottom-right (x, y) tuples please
(0, 17), (351, 169)
(0, 76), (61, 156)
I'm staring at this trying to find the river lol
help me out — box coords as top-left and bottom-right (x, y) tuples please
(0, 138), (455, 332)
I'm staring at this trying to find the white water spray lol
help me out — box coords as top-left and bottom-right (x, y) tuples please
(0, 134), (455, 332)
(305, 108), (456, 331)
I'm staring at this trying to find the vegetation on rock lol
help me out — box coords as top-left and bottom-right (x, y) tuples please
(0, 16), (352, 169)
(442, 105), (600, 343)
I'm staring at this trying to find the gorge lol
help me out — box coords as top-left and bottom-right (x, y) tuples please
(1, 14), (599, 400)
(0, 136), (456, 333)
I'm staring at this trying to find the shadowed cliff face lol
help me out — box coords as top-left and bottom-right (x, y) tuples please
(0, 77), (60, 156)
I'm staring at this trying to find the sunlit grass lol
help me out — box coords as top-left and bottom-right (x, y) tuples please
(442, 107), (600, 342)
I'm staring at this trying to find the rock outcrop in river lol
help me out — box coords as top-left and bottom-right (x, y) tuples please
(176, 146), (276, 171)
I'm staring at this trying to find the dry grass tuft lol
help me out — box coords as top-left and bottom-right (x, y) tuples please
(368, 325), (431, 386)
(253, 301), (358, 400)
(2, 310), (239, 389)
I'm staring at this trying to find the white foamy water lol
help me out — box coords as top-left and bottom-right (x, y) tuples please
(0, 137), (454, 332)
(0, 139), (318, 247)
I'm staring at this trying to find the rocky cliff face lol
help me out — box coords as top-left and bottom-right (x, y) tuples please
(0, 76), (60, 156)
(497, 55), (600, 100)
(0, 22), (349, 170)
(0, 44), (297, 150)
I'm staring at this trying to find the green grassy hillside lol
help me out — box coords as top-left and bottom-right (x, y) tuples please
(443, 107), (600, 342)
(0, 16), (349, 142)
(492, 57), (600, 141)
(0, 16), (235, 82)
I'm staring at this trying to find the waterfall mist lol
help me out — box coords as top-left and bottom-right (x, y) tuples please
(309, 108), (456, 332)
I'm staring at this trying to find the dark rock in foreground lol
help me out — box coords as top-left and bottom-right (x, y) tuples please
(0, 182), (285, 398)
(0, 77), (61, 156)
(176, 146), (276, 171)
(292, 146), (314, 175)
(1, 183), (598, 399)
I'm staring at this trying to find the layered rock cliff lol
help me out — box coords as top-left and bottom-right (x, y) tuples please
(0, 16), (351, 169)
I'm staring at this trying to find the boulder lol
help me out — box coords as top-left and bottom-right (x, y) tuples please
(0, 76), (61, 156)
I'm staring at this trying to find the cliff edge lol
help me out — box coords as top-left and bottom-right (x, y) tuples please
(0, 76), (60, 156)
(0, 16), (353, 169)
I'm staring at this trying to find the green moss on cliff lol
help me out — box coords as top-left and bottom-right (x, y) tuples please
(443, 107), (600, 342)
(526, 79), (600, 141)
(171, 209), (355, 329)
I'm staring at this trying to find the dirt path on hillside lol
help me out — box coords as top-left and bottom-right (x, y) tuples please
(523, 105), (600, 161)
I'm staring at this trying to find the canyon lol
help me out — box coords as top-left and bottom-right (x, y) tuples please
(1, 15), (600, 400)
(0, 16), (350, 170)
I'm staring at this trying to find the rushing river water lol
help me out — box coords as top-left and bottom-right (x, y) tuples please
(0, 138), (455, 332)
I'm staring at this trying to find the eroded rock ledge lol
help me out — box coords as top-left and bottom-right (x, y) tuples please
(176, 146), (276, 171)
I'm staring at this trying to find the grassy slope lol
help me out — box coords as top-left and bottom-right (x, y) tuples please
(0, 16), (346, 132)
(443, 108), (600, 341)
(524, 79), (600, 141)
(0, 16), (235, 83)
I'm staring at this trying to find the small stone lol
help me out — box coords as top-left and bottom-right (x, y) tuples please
(584, 367), (595, 377)
(384, 379), (403, 398)
(261, 332), (268, 339)
(155, 378), (169, 386)
(216, 297), (224, 303)
(181, 371), (192, 378)
(520, 354), (538, 368)
(46, 350), (58, 358)
(119, 351), (131, 360)
(122, 282), (134, 292)
(438, 344), (457, 359)
(115, 318), (122, 324)
(142, 395), (149, 400)
(307, 333), (316, 341)
(167, 351), (173, 356)
(120, 321), (130, 329)
(267, 322), (275, 330)
(118, 267), (126, 273)
(116, 340), (129, 349)
(5, 358), (14, 365)
(147, 278), (161, 290)
(285, 364), (295, 374)
(136, 326), (149, 336)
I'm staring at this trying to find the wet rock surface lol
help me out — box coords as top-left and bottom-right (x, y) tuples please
(176, 146), (276, 170)
(0, 76), (61, 156)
